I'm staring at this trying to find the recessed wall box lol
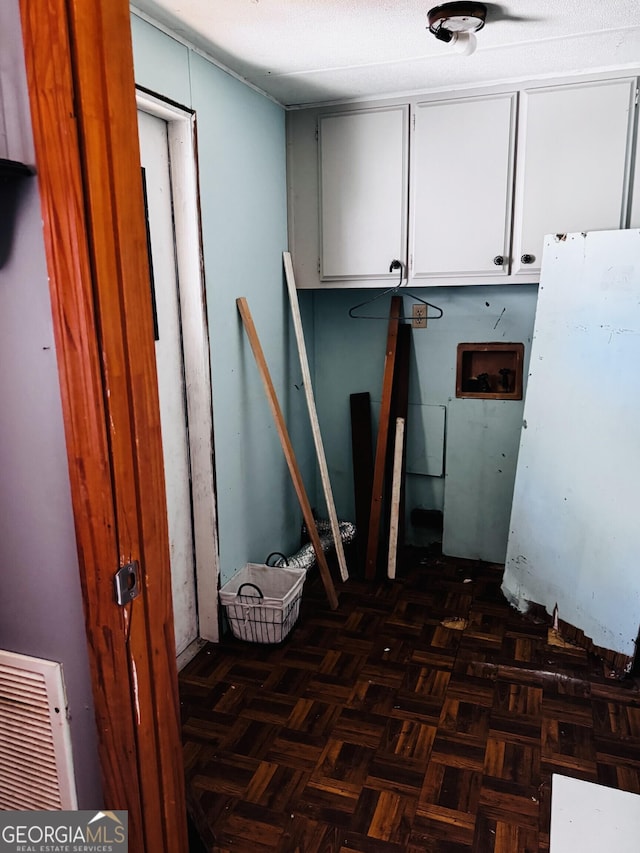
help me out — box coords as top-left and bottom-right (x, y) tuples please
(456, 342), (524, 400)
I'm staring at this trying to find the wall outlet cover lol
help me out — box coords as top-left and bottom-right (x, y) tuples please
(412, 303), (427, 328)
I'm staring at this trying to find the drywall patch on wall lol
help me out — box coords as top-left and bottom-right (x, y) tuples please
(443, 398), (525, 564)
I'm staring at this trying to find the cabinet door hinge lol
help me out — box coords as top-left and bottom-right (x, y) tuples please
(317, 258), (321, 274)
(315, 121), (319, 141)
(635, 87), (639, 106)
(412, 112), (416, 132)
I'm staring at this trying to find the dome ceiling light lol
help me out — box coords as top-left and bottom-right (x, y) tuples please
(427, 2), (487, 55)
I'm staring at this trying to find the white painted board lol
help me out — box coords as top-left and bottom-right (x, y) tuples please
(551, 774), (640, 853)
(503, 230), (640, 657)
(387, 417), (405, 581)
(283, 252), (348, 581)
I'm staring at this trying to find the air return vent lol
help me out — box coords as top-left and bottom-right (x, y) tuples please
(0, 650), (77, 809)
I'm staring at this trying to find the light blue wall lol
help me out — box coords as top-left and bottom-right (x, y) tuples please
(130, 14), (539, 573)
(130, 15), (191, 107)
(131, 16), (315, 584)
(310, 284), (539, 558)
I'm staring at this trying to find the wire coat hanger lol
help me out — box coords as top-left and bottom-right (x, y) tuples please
(348, 260), (444, 321)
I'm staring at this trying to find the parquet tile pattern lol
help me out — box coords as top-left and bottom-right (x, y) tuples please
(179, 550), (640, 852)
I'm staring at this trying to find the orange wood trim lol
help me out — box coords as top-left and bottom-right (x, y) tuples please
(237, 297), (339, 610)
(20, 2), (188, 850)
(365, 296), (402, 580)
(18, 1), (145, 838)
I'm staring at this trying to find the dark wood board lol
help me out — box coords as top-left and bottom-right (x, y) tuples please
(365, 296), (402, 580)
(350, 392), (374, 575)
(384, 321), (411, 557)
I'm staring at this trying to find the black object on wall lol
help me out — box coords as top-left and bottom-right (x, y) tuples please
(0, 158), (36, 269)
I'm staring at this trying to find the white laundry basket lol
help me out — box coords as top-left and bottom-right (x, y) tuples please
(219, 562), (306, 644)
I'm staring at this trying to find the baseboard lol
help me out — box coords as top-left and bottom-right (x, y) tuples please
(525, 600), (633, 676)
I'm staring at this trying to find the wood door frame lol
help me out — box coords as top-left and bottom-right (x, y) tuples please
(136, 89), (220, 649)
(19, 2), (188, 851)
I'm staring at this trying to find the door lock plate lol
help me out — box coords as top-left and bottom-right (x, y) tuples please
(114, 561), (141, 606)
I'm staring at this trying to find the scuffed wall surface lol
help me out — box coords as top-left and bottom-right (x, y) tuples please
(131, 16), (313, 586)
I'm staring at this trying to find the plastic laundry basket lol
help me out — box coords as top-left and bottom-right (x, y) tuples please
(219, 562), (306, 644)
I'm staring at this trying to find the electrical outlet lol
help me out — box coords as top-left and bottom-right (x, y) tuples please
(412, 303), (427, 329)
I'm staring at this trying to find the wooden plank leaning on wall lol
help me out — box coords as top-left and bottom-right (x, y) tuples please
(20, 1), (188, 850)
(237, 297), (339, 610)
(350, 392), (374, 575)
(385, 322), (411, 554)
(365, 296), (402, 579)
(283, 252), (349, 582)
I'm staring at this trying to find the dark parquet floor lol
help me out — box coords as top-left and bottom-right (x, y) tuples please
(178, 548), (640, 852)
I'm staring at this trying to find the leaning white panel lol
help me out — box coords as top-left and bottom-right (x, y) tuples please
(551, 773), (640, 852)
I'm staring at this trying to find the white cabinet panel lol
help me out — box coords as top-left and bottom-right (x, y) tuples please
(288, 75), (639, 289)
(513, 78), (635, 277)
(550, 775), (640, 853)
(412, 93), (516, 278)
(630, 115), (640, 228)
(319, 106), (408, 280)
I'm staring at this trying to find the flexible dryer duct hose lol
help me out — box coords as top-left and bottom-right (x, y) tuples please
(269, 519), (356, 571)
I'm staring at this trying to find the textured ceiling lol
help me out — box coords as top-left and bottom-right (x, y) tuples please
(131, 0), (640, 107)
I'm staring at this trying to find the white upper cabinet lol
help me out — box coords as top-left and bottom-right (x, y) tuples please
(411, 93), (516, 279)
(512, 78), (636, 277)
(287, 73), (639, 289)
(319, 106), (409, 281)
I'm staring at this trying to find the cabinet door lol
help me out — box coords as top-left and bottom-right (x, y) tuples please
(412, 93), (516, 279)
(319, 106), (408, 281)
(513, 78), (636, 277)
(630, 102), (640, 228)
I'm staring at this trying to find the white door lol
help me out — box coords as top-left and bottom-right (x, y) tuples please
(138, 109), (197, 656)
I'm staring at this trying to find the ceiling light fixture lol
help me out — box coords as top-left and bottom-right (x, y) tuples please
(427, 2), (487, 56)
